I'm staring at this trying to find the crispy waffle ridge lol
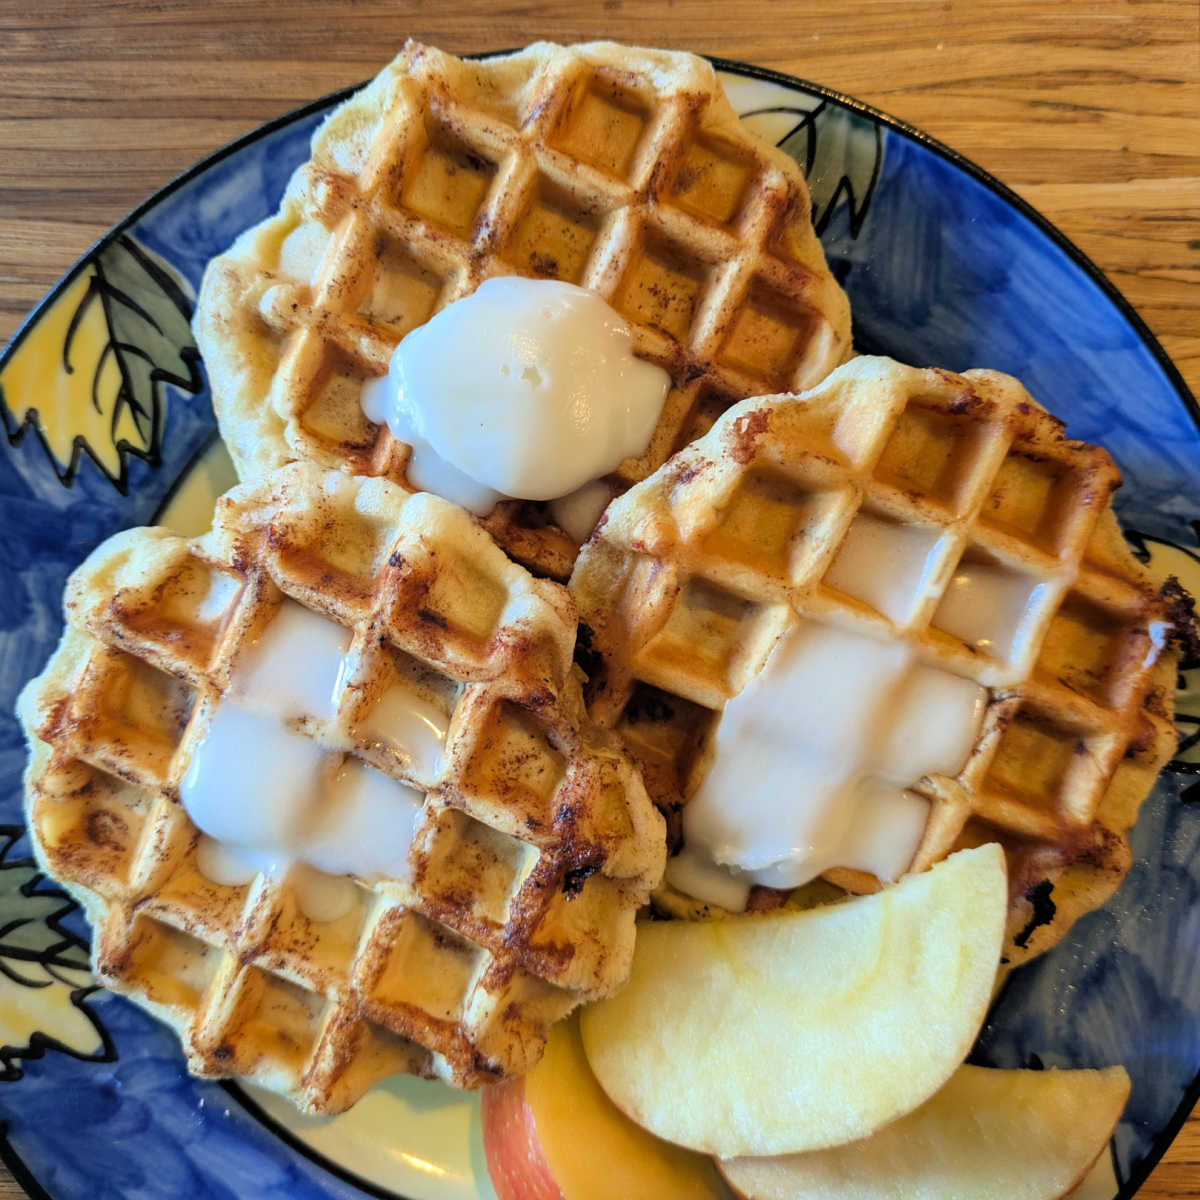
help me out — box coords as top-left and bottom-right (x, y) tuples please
(18, 462), (665, 1113)
(570, 356), (1181, 971)
(195, 40), (851, 579)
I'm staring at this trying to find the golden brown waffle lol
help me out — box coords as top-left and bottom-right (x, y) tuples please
(570, 356), (1181, 970)
(195, 40), (851, 580)
(18, 462), (665, 1113)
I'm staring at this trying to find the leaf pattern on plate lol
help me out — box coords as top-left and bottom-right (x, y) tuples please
(738, 97), (884, 235)
(0, 235), (203, 493)
(1123, 525), (1200, 774)
(0, 826), (115, 1081)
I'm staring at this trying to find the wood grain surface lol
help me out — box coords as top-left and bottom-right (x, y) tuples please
(0, 1), (1197, 1196)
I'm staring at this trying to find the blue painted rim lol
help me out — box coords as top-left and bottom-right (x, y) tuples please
(1, 52), (1195, 1199)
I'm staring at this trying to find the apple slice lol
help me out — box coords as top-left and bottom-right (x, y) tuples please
(580, 843), (1006, 1158)
(718, 1064), (1130, 1200)
(481, 1013), (726, 1200)
(1065, 1145), (1120, 1199)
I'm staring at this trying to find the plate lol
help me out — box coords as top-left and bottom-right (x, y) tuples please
(1, 54), (1198, 1200)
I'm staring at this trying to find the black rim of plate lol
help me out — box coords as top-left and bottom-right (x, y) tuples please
(0, 52), (1196, 1200)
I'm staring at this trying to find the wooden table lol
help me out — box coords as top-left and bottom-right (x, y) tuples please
(1, 1), (1196, 1195)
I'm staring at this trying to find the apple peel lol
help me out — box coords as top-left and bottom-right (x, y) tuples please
(482, 1015), (724, 1200)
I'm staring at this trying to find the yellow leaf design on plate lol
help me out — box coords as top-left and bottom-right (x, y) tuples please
(0, 828), (113, 1080)
(0, 961), (102, 1063)
(0, 234), (202, 491)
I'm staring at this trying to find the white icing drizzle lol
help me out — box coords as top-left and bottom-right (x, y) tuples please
(676, 621), (987, 906)
(361, 278), (669, 523)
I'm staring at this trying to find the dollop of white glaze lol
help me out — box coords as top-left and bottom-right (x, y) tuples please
(180, 604), (436, 917)
(361, 278), (670, 517)
(676, 621), (988, 904)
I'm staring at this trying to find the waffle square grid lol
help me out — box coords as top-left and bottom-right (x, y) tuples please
(19, 463), (664, 1113)
(196, 41), (852, 579)
(570, 357), (1179, 969)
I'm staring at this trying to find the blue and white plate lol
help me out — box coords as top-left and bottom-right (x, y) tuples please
(0, 55), (1197, 1199)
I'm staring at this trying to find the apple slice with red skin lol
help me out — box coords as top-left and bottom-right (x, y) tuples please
(483, 1084), (564, 1200)
(481, 1013), (726, 1200)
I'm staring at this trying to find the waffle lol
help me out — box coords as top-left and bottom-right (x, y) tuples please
(195, 40), (852, 580)
(570, 356), (1182, 971)
(17, 462), (665, 1113)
